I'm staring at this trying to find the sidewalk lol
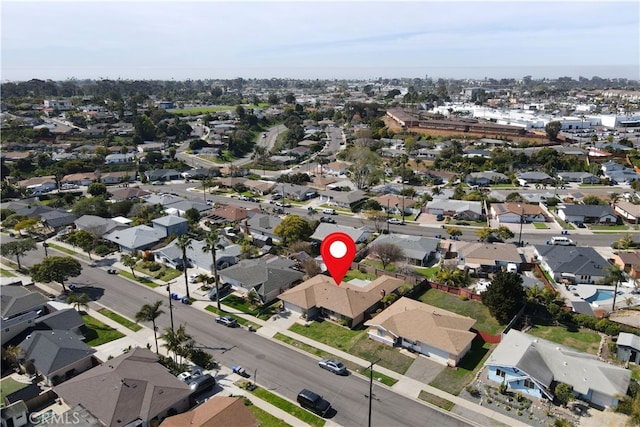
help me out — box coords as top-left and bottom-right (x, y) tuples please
(44, 237), (525, 426)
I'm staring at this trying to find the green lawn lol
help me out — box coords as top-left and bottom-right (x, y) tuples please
(134, 264), (181, 282)
(533, 222), (549, 229)
(590, 224), (632, 230)
(361, 260), (396, 272)
(630, 365), (640, 382)
(0, 268), (16, 277)
(418, 289), (504, 334)
(429, 338), (494, 396)
(244, 398), (292, 427)
(343, 269), (377, 282)
(222, 294), (279, 321)
(413, 266), (440, 279)
(526, 325), (601, 354)
(119, 270), (160, 288)
(247, 385), (325, 427)
(0, 377), (28, 404)
(289, 321), (413, 374)
(82, 314), (125, 346)
(418, 390), (455, 411)
(48, 243), (83, 257)
(97, 308), (142, 332)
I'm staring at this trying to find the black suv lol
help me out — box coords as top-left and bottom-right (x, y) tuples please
(297, 388), (332, 417)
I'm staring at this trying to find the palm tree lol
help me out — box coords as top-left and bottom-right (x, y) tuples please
(66, 292), (90, 312)
(202, 230), (222, 310)
(135, 300), (164, 354)
(120, 254), (138, 277)
(176, 235), (193, 299)
(601, 265), (625, 312)
(161, 324), (192, 365)
(3, 345), (24, 372)
(247, 289), (261, 309)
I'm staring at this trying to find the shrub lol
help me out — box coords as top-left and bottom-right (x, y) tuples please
(143, 261), (162, 272)
(459, 295), (469, 301)
(465, 386), (481, 397)
(93, 244), (112, 256)
(189, 348), (216, 369)
(499, 381), (507, 395)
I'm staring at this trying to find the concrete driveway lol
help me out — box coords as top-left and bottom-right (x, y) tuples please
(402, 353), (446, 383)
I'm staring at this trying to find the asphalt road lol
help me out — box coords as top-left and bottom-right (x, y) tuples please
(18, 247), (470, 427)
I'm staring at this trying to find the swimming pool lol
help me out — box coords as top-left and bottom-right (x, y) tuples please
(585, 289), (615, 303)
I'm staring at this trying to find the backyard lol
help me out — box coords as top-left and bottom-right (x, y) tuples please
(289, 320), (414, 375)
(418, 288), (504, 334)
(0, 377), (28, 406)
(526, 324), (602, 355)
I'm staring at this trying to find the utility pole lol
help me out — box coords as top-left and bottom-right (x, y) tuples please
(518, 205), (524, 247)
(386, 199), (390, 234)
(368, 358), (381, 427)
(166, 280), (176, 333)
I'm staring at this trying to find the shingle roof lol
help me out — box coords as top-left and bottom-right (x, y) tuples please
(151, 215), (188, 227)
(618, 332), (640, 351)
(279, 274), (403, 319)
(54, 347), (192, 427)
(559, 204), (616, 218)
(35, 308), (84, 331)
(1, 285), (49, 318)
(365, 297), (476, 356)
(220, 259), (303, 298)
(19, 329), (95, 376)
(534, 245), (609, 277)
(104, 225), (165, 250)
(310, 223), (370, 243)
(160, 396), (258, 427)
(371, 234), (438, 262)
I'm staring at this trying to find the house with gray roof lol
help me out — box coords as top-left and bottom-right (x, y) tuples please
(485, 329), (631, 408)
(1, 285), (49, 345)
(219, 258), (304, 303)
(246, 213), (283, 242)
(144, 169), (182, 182)
(142, 193), (184, 207)
(35, 307), (84, 336)
(54, 347), (192, 427)
(74, 215), (129, 237)
(153, 238), (240, 272)
(517, 171), (554, 185)
(319, 189), (368, 210)
(424, 199), (483, 220)
(557, 171), (600, 184)
(557, 204), (618, 224)
(465, 171), (509, 186)
(310, 223), (371, 244)
(533, 245), (610, 284)
(104, 225), (166, 253)
(280, 183), (317, 201)
(371, 234), (439, 267)
(616, 332), (640, 364)
(19, 329), (96, 386)
(151, 215), (188, 237)
(163, 199), (210, 216)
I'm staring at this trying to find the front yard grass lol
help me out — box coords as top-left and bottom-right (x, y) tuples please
(241, 383), (325, 427)
(244, 397), (292, 427)
(0, 268), (16, 277)
(222, 294), (279, 321)
(48, 243), (83, 257)
(134, 264), (181, 282)
(428, 337), (494, 396)
(97, 308), (142, 332)
(418, 390), (455, 411)
(204, 305), (261, 330)
(418, 289), (503, 334)
(289, 321), (413, 375)
(82, 314), (125, 346)
(0, 378), (28, 404)
(361, 260), (396, 272)
(533, 222), (549, 229)
(526, 324), (601, 354)
(119, 270), (160, 288)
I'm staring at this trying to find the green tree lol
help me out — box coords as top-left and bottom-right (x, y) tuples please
(136, 300), (164, 354)
(481, 271), (525, 324)
(30, 256), (82, 292)
(72, 197), (110, 217)
(14, 218), (39, 236)
(176, 235), (193, 299)
(446, 227), (462, 238)
(161, 323), (192, 365)
(67, 292), (90, 312)
(87, 182), (107, 197)
(505, 192), (525, 203)
(476, 227), (494, 242)
(67, 230), (98, 260)
(247, 289), (261, 308)
(120, 254), (138, 277)
(545, 121), (562, 141)
(0, 239), (37, 270)
(600, 264), (625, 312)
(495, 226), (515, 240)
(582, 195), (605, 205)
(274, 215), (313, 245)
(184, 208), (201, 225)
(365, 209), (387, 234)
(202, 230), (223, 311)
(371, 243), (405, 270)
(554, 383), (574, 407)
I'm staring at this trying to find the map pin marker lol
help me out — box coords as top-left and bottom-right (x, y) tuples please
(320, 232), (356, 286)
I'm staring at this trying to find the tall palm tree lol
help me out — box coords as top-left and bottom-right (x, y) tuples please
(135, 300), (164, 354)
(176, 235), (193, 299)
(202, 230), (222, 310)
(161, 324), (192, 365)
(601, 265), (625, 312)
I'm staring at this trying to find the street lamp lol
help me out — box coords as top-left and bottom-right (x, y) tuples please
(166, 280), (176, 333)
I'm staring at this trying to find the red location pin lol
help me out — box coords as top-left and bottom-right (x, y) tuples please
(320, 232), (356, 286)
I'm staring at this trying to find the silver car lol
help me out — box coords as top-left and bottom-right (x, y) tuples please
(318, 358), (348, 375)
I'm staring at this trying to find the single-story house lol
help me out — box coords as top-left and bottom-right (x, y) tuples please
(61, 173), (95, 187)
(34, 308), (84, 337)
(310, 223), (371, 244)
(110, 187), (150, 201)
(103, 225), (166, 253)
(424, 200), (483, 220)
(218, 258), (304, 303)
(0, 400), (28, 427)
(516, 171), (554, 186)
(245, 214), (283, 243)
(485, 330), (631, 408)
(372, 194), (419, 215)
(280, 183), (317, 201)
(1, 285), (49, 345)
(611, 250), (640, 279)
(607, 169), (640, 185)
(465, 171), (509, 186)
(104, 153), (136, 164)
(154, 238), (240, 272)
(208, 205), (250, 223)
(557, 204), (618, 224)
(19, 329), (96, 386)
(163, 200), (211, 217)
(144, 169), (182, 182)
(279, 274), (404, 328)
(160, 396), (258, 427)
(17, 176), (57, 193)
(322, 161), (350, 176)
(557, 171), (600, 184)
(54, 347), (192, 427)
(614, 200), (640, 224)
(151, 215), (188, 237)
(318, 190), (368, 210)
(74, 215), (129, 237)
(456, 242), (524, 272)
(244, 180), (277, 195)
(100, 171), (136, 185)
(533, 245), (610, 284)
(365, 297), (476, 366)
(616, 332), (640, 364)
(40, 210), (78, 230)
(370, 234), (439, 267)
(490, 203), (547, 224)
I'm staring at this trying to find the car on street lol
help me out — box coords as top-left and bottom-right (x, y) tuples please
(387, 218), (403, 224)
(151, 181), (164, 185)
(322, 208), (337, 215)
(320, 217), (336, 224)
(318, 358), (348, 375)
(271, 194), (283, 201)
(297, 388), (332, 417)
(188, 274), (199, 283)
(238, 195), (249, 201)
(106, 268), (118, 275)
(215, 315), (238, 327)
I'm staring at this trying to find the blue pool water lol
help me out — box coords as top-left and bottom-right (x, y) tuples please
(585, 289), (615, 303)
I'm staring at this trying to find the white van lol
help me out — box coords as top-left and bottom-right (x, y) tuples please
(322, 208), (336, 215)
(550, 236), (575, 246)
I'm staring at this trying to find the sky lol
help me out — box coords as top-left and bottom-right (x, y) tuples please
(2, 0), (639, 82)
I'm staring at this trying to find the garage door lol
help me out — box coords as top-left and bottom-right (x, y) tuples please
(419, 342), (449, 365)
(589, 390), (612, 408)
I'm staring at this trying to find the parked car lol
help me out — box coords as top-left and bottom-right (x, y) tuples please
(297, 388), (332, 417)
(436, 214), (444, 221)
(151, 180), (164, 185)
(188, 373), (216, 395)
(106, 268), (118, 275)
(215, 315), (238, 327)
(208, 283), (232, 301)
(177, 370), (201, 383)
(387, 218), (403, 224)
(322, 208), (337, 215)
(320, 217), (336, 224)
(271, 194), (283, 201)
(188, 274), (199, 283)
(238, 195), (249, 201)
(318, 359), (348, 375)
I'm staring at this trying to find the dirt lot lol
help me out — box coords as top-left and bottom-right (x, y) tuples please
(610, 309), (640, 329)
